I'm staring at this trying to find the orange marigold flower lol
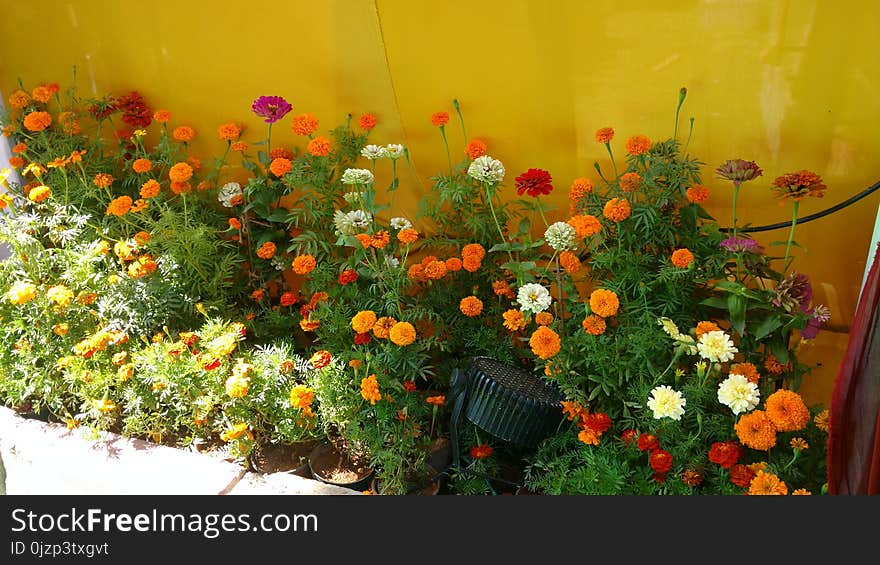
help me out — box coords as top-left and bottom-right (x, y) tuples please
(730, 362), (760, 384)
(307, 136), (332, 157)
(132, 158), (152, 173)
(354, 234), (372, 249)
(461, 243), (486, 260)
(814, 409), (830, 432)
(31, 85), (53, 104)
(217, 122), (241, 141)
(529, 326), (561, 360)
(114, 240), (135, 261)
(459, 296), (484, 317)
(93, 173), (114, 189)
(470, 444), (493, 459)
(578, 427), (600, 446)
(170, 181), (192, 195)
(535, 312), (553, 326)
(106, 195), (133, 216)
(589, 289), (619, 318)
(153, 110), (171, 123)
(682, 469), (703, 487)
(256, 241), (276, 260)
(695, 321), (720, 339)
(53, 323), (69, 336)
(12, 143), (26, 154)
(232, 141), (248, 152)
(127, 255), (157, 278)
(58, 112), (80, 135)
(748, 470), (788, 495)
(569, 178), (594, 205)
(625, 135), (651, 155)
(619, 172), (642, 192)
(595, 127), (614, 144)
(603, 197), (631, 222)
(686, 185), (710, 203)
(407, 263), (427, 282)
(466, 139), (487, 160)
(431, 112), (449, 126)
(291, 113), (319, 136)
(23, 111), (52, 132)
(269, 147), (293, 161)
(389, 321), (416, 346)
(792, 488), (811, 495)
(269, 157), (292, 177)
(567, 214), (601, 238)
(280, 291), (297, 307)
(370, 230), (390, 249)
(764, 354), (787, 375)
(359, 113), (377, 131)
(361, 375), (382, 405)
(291, 254), (316, 275)
(559, 251), (582, 274)
(492, 280), (515, 298)
(426, 395), (445, 406)
(373, 316), (397, 339)
(424, 260), (448, 280)
(582, 314), (607, 336)
(169, 162), (193, 183)
(8, 156), (25, 168)
(765, 389), (810, 432)
(8, 89), (31, 108)
(502, 309), (527, 331)
(300, 316), (319, 332)
(397, 228), (419, 244)
(351, 310), (377, 333)
(130, 198), (148, 213)
(28, 185), (51, 202)
(462, 255), (482, 273)
(172, 126), (195, 142)
(735, 410), (777, 451)
(251, 289), (265, 301)
(671, 248), (695, 268)
(445, 257), (462, 272)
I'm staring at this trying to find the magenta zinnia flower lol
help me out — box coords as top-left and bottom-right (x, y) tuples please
(716, 159), (763, 184)
(251, 96), (292, 124)
(720, 237), (763, 254)
(515, 168), (554, 197)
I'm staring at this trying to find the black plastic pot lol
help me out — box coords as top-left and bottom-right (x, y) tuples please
(308, 442), (374, 492)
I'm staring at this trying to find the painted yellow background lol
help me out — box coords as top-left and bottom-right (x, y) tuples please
(2, 0), (878, 405)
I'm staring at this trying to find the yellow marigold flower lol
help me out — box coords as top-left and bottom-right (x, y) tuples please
(225, 372), (251, 399)
(535, 312), (553, 326)
(92, 399), (116, 414)
(292, 254), (316, 275)
(459, 296), (484, 317)
(46, 285), (74, 308)
(53, 323), (69, 336)
(7, 282), (37, 305)
(502, 309), (527, 331)
(765, 389), (810, 432)
(117, 363), (134, 382)
(66, 418), (79, 430)
(28, 185), (51, 202)
(360, 374), (382, 405)
(589, 289), (619, 318)
(290, 385), (315, 410)
(220, 423), (250, 442)
(529, 326), (561, 360)
(748, 470), (788, 495)
(373, 316), (397, 339)
(56, 356), (74, 369)
(814, 409), (830, 432)
(389, 321), (416, 346)
(351, 310), (378, 334)
(114, 240), (136, 261)
(790, 437), (809, 450)
(208, 332), (238, 357)
(106, 195), (133, 216)
(111, 351), (128, 365)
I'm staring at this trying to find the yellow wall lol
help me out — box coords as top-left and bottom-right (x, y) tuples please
(2, 0), (878, 405)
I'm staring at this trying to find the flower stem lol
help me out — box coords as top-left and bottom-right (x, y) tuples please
(783, 200), (799, 274)
(440, 126), (452, 171)
(731, 181), (741, 239)
(453, 99), (468, 143)
(605, 142), (618, 180)
(266, 123), (273, 160)
(535, 196), (550, 228)
(484, 183), (514, 263)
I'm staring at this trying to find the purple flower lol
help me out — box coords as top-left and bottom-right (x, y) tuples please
(773, 272), (813, 313)
(720, 237), (763, 254)
(251, 96), (292, 124)
(716, 159), (763, 184)
(801, 305), (831, 339)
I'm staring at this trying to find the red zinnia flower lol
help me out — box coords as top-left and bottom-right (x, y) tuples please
(354, 332), (372, 345)
(729, 464), (756, 488)
(708, 441), (743, 469)
(338, 269), (358, 285)
(637, 433), (659, 452)
(116, 91), (152, 128)
(580, 412), (612, 434)
(514, 168), (554, 197)
(649, 450), (673, 474)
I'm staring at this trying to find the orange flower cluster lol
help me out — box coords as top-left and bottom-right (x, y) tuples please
(568, 178), (593, 214)
(389, 321), (416, 346)
(734, 410), (777, 450)
(535, 312), (553, 326)
(603, 197), (631, 222)
(140, 179), (161, 199)
(351, 311), (378, 333)
(426, 395), (445, 406)
(466, 139), (487, 160)
(172, 126), (196, 142)
(502, 309), (527, 331)
(771, 170), (827, 201)
(8, 89), (31, 108)
(619, 172), (642, 192)
(431, 112), (449, 126)
(493, 280), (515, 299)
(589, 289), (619, 318)
(595, 127), (614, 144)
(256, 241), (276, 259)
(372, 316), (396, 339)
(764, 354), (788, 375)
(461, 243), (485, 272)
(529, 326), (561, 360)
(359, 113), (377, 131)
(290, 385), (315, 417)
(307, 136), (331, 156)
(93, 173), (114, 189)
(106, 196), (133, 216)
(686, 185), (710, 203)
(132, 158), (152, 173)
(470, 445), (493, 459)
(217, 122), (241, 141)
(459, 296), (484, 317)
(153, 110), (171, 123)
(127, 255), (157, 278)
(568, 214), (601, 238)
(695, 321), (720, 339)
(730, 362), (760, 384)
(671, 248), (694, 268)
(581, 314), (606, 336)
(764, 389), (810, 431)
(361, 375), (382, 405)
(292, 254), (317, 275)
(73, 328), (127, 359)
(748, 470), (788, 495)
(290, 113), (319, 136)
(397, 228), (419, 244)
(23, 111), (52, 132)
(559, 251), (581, 274)
(625, 134), (651, 155)
(269, 157), (292, 177)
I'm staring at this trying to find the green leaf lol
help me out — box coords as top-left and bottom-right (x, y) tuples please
(754, 315), (783, 341)
(700, 296), (728, 310)
(714, 281), (747, 294)
(728, 293), (746, 335)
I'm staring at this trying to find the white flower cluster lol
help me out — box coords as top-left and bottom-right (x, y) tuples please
(467, 155), (505, 184)
(544, 221), (576, 252)
(333, 209), (372, 235)
(390, 217), (412, 230)
(647, 385), (686, 421)
(341, 168), (374, 185)
(517, 283), (552, 314)
(717, 374), (760, 415)
(217, 182), (243, 208)
(382, 144), (405, 160)
(656, 317), (697, 355)
(360, 143), (405, 161)
(360, 145), (384, 160)
(697, 330), (738, 363)
(270, 255), (290, 272)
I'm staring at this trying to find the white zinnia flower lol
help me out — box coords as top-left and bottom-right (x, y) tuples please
(390, 217), (412, 230)
(647, 385), (686, 421)
(333, 209), (372, 236)
(544, 221), (577, 252)
(360, 145), (384, 160)
(467, 155), (505, 184)
(657, 317), (680, 338)
(342, 191), (364, 204)
(697, 330), (738, 363)
(384, 255), (400, 268)
(717, 373), (760, 415)
(217, 182), (243, 208)
(517, 283), (552, 315)
(384, 144), (405, 160)
(341, 168), (374, 185)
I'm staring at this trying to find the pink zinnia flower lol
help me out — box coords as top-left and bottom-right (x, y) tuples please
(251, 96), (292, 124)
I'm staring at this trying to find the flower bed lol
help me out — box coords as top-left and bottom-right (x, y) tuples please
(0, 83), (831, 495)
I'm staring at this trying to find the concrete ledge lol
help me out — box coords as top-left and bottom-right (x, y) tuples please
(0, 407), (359, 495)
